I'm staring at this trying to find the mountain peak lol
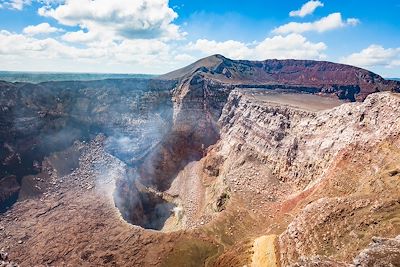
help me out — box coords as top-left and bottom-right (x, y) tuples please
(159, 54), (228, 80)
(160, 54), (400, 101)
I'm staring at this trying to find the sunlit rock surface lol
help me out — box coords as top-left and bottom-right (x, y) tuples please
(1, 56), (400, 266)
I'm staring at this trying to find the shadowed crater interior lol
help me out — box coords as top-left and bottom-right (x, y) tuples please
(114, 175), (176, 231)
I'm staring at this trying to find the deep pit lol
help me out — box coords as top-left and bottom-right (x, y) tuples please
(126, 190), (175, 230)
(114, 177), (178, 231)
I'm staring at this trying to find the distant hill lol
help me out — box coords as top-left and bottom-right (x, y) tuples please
(0, 71), (154, 84)
(160, 54), (400, 101)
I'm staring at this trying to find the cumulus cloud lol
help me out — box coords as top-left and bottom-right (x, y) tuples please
(38, 0), (185, 42)
(0, 30), (193, 73)
(23, 23), (63, 36)
(0, 0), (367, 74)
(188, 39), (252, 59)
(340, 45), (400, 68)
(0, 30), (96, 58)
(37, 0), (64, 6)
(254, 34), (327, 59)
(289, 0), (324, 17)
(188, 33), (327, 60)
(0, 0), (193, 73)
(174, 53), (196, 62)
(273, 13), (360, 34)
(62, 30), (98, 43)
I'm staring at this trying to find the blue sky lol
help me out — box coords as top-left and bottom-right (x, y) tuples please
(0, 0), (399, 77)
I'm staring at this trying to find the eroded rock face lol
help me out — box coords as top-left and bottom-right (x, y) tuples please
(136, 55), (400, 195)
(1, 55), (400, 266)
(161, 54), (400, 101)
(208, 91), (400, 265)
(218, 91), (400, 190)
(2, 56), (398, 211)
(353, 236), (400, 266)
(142, 55), (400, 194)
(0, 78), (175, 210)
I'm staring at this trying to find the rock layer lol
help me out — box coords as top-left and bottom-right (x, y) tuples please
(161, 54), (400, 101)
(1, 55), (400, 266)
(209, 91), (400, 265)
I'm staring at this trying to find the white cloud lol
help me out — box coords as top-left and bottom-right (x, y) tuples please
(0, 0), (373, 74)
(0, 0), (193, 73)
(254, 34), (327, 59)
(61, 30), (98, 43)
(37, 0), (64, 6)
(188, 39), (252, 59)
(0, 30), (94, 58)
(1, 0), (63, 10)
(346, 18), (360, 26)
(174, 53), (196, 62)
(273, 13), (359, 34)
(340, 45), (400, 68)
(23, 23), (63, 35)
(38, 0), (184, 41)
(0, 30), (193, 73)
(0, 0), (32, 10)
(188, 33), (327, 60)
(289, 0), (324, 17)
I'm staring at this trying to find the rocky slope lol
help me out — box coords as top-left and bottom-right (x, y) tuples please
(218, 90), (400, 189)
(0, 78), (176, 211)
(139, 55), (400, 205)
(205, 91), (400, 266)
(144, 55), (400, 196)
(1, 55), (400, 266)
(161, 54), (400, 101)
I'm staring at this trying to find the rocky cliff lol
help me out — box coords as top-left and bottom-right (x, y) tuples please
(0, 78), (176, 210)
(156, 55), (400, 184)
(162, 54), (400, 101)
(138, 54), (400, 201)
(1, 55), (400, 266)
(206, 90), (400, 265)
(218, 90), (400, 189)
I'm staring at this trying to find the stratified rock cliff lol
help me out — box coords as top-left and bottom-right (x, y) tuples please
(142, 54), (400, 199)
(218, 91), (400, 189)
(158, 55), (400, 181)
(1, 55), (400, 266)
(206, 91), (400, 266)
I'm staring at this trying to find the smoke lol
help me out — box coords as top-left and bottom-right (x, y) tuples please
(93, 157), (127, 202)
(2, 77), (192, 230)
(104, 113), (169, 165)
(173, 206), (184, 221)
(0, 78), (175, 215)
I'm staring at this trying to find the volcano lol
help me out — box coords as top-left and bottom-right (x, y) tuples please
(1, 55), (400, 266)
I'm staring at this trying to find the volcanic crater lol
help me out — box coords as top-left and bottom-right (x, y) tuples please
(1, 55), (400, 266)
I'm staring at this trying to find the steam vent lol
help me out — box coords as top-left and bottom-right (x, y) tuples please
(1, 55), (400, 266)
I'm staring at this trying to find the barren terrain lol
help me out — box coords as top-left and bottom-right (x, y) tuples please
(1, 55), (400, 266)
